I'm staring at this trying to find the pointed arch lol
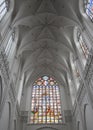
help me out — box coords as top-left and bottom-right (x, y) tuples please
(84, 0), (93, 22)
(30, 75), (62, 124)
(0, 0), (9, 21)
(74, 27), (89, 67)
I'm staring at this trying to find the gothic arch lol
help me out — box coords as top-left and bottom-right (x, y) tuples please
(77, 121), (80, 130)
(8, 102), (11, 130)
(0, 101), (11, 130)
(84, 103), (93, 130)
(30, 75), (63, 124)
(0, 0), (15, 37)
(79, 0), (89, 20)
(74, 26), (89, 67)
(14, 120), (16, 130)
(79, 0), (93, 37)
(84, 104), (88, 130)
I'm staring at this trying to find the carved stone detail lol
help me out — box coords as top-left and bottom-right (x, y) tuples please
(20, 111), (28, 123)
(9, 82), (16, 105)
(0, 49), (10, 84)
(84, 49), (93, 85)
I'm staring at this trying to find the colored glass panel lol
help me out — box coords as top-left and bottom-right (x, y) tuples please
(77, 33), (89, 59)
(84, 0), (93, 21)
(30, 76), (62, 124)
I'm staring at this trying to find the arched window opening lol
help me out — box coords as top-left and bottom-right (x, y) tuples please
(84, 0), (93, 21)
(77, 32), (89, 59)
(84, 104), (93, 130)
(30, 76), (62, 124)
(77, 31), (89, 66)
(14, 120), (16, 130)
(0, 102), (11, 130)
(5, 30), (15, 56)
(84, 104), (88, 130)
(77, 121), (80, 130)
(8, 102), (11, 130)
(0, 0), (9, 21)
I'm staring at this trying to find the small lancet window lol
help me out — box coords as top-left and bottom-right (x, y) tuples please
(30, 76), (62, 124)
(77, 32), (89, 66)
(5, 31), (15, 56)
(84, 0), (93, 21)
(77, 32), (89, 59)
(0, 0), (9, 21)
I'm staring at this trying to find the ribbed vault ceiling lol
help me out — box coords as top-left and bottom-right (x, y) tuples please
(12, 0), (81, 87)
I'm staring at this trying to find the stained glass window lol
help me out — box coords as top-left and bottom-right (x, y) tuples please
(0, 0), (9, 21)
(77, 32), (89, 59)
(84, 0), (93, 21)
(30, 76), (62, 124)
(5, 31), (15, 56)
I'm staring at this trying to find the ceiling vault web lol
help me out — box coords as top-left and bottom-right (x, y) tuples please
(13, 0), (81, 87)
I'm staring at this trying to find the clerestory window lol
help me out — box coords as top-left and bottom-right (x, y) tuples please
(0, 0), (9, 21)
(30, 76), (62, 124)
(5, 31), (15, 56)
(77, 32), (89, 66)
(77, 32), (89, 59)
(84, 0), (93, 21)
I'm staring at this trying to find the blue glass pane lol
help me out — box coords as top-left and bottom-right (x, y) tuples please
(85, 0), (93, 21)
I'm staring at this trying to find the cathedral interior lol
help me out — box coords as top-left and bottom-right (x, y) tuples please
(0, 0), (93, 130)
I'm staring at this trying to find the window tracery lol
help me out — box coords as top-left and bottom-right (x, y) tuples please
(77, 32), (89, 59)
(0, 0), (9, 21)
(76, 31), (89, 67)
(84, 0), (93, 21)
(30, 76), (62, 124)
(5, 30), (15, 56)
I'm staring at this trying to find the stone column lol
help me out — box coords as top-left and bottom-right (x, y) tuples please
(71, 77), (86, 130)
